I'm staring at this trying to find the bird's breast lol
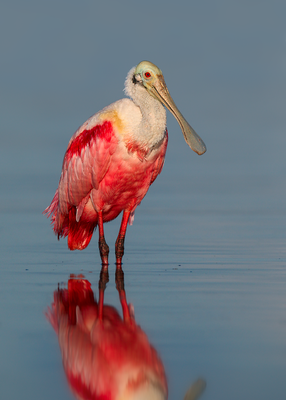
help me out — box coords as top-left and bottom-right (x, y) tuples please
(89, 138), (165, 219)
(111, 98), (167, 153)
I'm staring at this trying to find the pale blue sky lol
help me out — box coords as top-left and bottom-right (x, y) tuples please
(1, 0), (285, 181)
(0, 0), (286, 216)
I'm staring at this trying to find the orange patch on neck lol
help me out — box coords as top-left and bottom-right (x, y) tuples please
(99, 110), (124, 133)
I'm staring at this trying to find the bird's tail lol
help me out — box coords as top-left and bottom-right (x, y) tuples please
(67, 207), (96, 250)
(44, 191), (96, 250)
(43, 190), (67, 237)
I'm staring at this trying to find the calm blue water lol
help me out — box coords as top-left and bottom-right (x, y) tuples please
(1, 1), (286, 399)
(1, 162), (285, 399)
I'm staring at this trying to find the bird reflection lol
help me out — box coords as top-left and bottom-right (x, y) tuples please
(46, 269), (167, 400)
(46, 268), (206, 400)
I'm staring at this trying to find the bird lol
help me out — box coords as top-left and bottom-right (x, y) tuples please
(44, 61), (206, 266)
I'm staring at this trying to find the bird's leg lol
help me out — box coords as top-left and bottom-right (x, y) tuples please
(115, 267), (134, 326)
(115, 210), (130, 266)
(97, 211), (109, 267)
(98, 267), (109, 322)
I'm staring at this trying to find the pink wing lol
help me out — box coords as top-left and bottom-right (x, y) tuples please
(59, 120), (118, 213)
(44, 120), (118, 246)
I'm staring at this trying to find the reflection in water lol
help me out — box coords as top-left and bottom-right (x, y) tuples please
(46, 269), (205, 400)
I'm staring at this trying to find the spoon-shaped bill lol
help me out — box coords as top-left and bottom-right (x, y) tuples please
(183, 378), (207, 400)
(151, 76), (207, 155)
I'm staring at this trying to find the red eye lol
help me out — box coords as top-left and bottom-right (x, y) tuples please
(144, 72), (151, 79)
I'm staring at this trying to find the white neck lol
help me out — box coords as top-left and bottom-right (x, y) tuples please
(124, 67), (167, 149)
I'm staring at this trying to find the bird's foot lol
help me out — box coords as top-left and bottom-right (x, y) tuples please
(98, 237), (109, 267)
(115, 237), (125, 265)
(115, 268), (124, 290)
(99, 268), (109, 289)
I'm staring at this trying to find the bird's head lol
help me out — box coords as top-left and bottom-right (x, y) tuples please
(132, 61), (206, 156)
(133, 61), (163, 91)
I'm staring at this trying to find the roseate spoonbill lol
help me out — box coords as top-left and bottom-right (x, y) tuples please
(44, 61), (206, 266)
(46, 275), (168, 400)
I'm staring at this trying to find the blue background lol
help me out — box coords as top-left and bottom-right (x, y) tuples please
(0, 1), (285, 399)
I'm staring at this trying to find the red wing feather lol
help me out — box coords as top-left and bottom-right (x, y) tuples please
(44, 120), (118, 246)
(60, 120), (118, 211)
